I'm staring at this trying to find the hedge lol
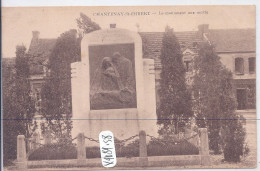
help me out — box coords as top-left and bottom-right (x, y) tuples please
(28, 143), (77, 160)
(28, 139), (199, 160)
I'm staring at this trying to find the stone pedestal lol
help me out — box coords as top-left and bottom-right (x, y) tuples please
(77, 133), (86, 165)
(139, 130), (148, 166)
(17, 135), (27, 170)
(71, 28), (158, 146)
(199, 128), (211, 166)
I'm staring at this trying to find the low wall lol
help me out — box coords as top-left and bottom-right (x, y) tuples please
(17, 128), (211, 169)
(27, 155), (201, 168)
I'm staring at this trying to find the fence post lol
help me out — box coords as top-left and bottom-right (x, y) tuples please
(77, 133), (86, 165)
(139, 130), (148, 167)
(199, 128), (211, 165)
(17, 135), (27, 170)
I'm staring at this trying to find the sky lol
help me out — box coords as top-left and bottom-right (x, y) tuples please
(2, 6), (256, 58)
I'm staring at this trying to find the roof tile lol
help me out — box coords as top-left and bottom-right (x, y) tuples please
(207, 29), (256, 52)
(28, 39), (56, 75)
(139, 31), (203, 59)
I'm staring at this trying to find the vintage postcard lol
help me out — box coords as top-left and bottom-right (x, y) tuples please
(1, 6), (256, 170)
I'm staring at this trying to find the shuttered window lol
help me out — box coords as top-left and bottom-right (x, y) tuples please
(248, 57), (255, 73)
(235, 58), (244, 75)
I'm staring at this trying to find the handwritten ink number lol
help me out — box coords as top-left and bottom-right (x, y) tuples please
(102, 147), (113, 155)
(102, 135), (112, 143)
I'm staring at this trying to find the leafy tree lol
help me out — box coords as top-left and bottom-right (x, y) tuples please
(193, 43), (223, 153)
(221, 113), (246, 162)
(3, 45), (36, 165)
(219, 65), (247, 162)
(3, 60), (18, 165)
(76, 12), (101, 35)
(41, 14), (101, 142)
(41, 30), (80, 142)
(14, 45), (36, 138)
(193, 42), (246, 157)
(157, 26), (193, 135)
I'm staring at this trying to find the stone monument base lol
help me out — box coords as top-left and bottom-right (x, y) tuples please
(72, 109), (140, 146)
(72, 108), (158, 146)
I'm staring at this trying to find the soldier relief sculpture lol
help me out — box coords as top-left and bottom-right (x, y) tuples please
(90, 51), (136, 110)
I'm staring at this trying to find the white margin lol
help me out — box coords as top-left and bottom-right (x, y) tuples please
(1, 1), (259, 171)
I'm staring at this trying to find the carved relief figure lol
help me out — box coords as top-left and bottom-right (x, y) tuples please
(90, 53), (136, 109)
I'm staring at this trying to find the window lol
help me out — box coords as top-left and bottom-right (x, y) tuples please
(36, 91), (40, 101)
(193, 42), (198, 48)
(180, 42), (186, 48)
(237, 89), (247, 110)
(33, 87), (42, 114)
(248, 57), (255, 73)
(235, 58), (244, 75)
(184, 61), (191, 72)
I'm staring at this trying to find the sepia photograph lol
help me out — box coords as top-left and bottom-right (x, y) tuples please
(1, 5), (257, 170)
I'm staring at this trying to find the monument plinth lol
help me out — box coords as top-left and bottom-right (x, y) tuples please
(71, 28), (158, 146)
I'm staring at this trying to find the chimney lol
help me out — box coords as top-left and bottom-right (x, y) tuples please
(198, 24), (209, 39)
(198, 24), (209, 34)
(32, 31), (40, 40)
(110, 24), (116, 29)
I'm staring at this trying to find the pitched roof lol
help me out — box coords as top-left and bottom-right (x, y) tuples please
(139, 31), (203, 60)
(28, 38), (56, 75)
(2, 58), (16, 81)
(206, 29), (256, 53)
(139, 31), (203, 69)
(24, 28), (256, 75)
(2, 57), (15, 67)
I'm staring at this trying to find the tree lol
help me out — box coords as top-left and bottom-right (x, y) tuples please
(221, 113), (246, 162)
(76, 12), (101, 35)
(3, 60), (19, 165)
(193, 42), (246, 156)
(41, 30), (80, 142)
(3, 45), (36, 165)
(193, 43), (223, 153)
(219, 65), (247, 162)
(157, 26), (193, 135)
(41, 14), (101, 142)
(14, 45), (36, 138)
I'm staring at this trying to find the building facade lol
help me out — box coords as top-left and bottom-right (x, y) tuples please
(140, 25), (256, 110)
(205, 27), (256, 110)
(2, 24), (256, 119)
